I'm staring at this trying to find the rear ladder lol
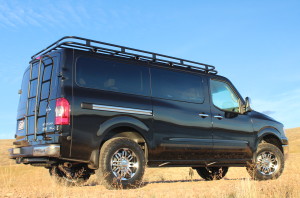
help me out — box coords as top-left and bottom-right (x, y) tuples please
(25, 55), (55, 141)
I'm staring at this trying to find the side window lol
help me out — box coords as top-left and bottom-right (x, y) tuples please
(210, 79), (240, 113)
(76, 56), (150, 96)
(151, 68), (205, 103)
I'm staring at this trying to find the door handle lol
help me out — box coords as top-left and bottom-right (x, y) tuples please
(214, 115), (223, 120)
(199, 113), (209, 118)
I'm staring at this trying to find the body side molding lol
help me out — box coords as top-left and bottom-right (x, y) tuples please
(81, 103), (153, 116)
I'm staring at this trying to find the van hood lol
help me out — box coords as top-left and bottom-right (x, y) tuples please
(250, 110), (282, 124)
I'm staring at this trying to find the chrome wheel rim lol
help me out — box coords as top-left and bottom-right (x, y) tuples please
(110, 148), (139, 180)
(256, 151), (278, 175)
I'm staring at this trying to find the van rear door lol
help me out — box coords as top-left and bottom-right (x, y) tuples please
(15, 53), (61, 146)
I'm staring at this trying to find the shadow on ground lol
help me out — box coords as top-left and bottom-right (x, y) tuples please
(85, 177), (249, 188)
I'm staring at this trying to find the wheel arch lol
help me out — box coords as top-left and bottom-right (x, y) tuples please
(257, 127), (283, 153)
(88, 116), (151, 169)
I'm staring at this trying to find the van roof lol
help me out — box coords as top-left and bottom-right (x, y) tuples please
(31, 36), (217, 75)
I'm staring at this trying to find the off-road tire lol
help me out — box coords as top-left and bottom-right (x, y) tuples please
(195, 167), (229, 181)
(246, 143), (284, 180)
(96, 137), (146, 189)
(49, 165), (90, 186)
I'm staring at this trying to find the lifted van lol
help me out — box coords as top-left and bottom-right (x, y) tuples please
(10, 36), (288, 188)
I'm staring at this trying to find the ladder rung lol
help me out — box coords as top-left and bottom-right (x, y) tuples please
(44, 63), (53, 67)
(42, 79), (51, 83)
(39, 98), (48, 102)
(30, 78), (38, 82)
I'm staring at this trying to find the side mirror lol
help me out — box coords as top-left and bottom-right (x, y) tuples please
(18, 89), (22, 95)
(245, 97), (252, 112)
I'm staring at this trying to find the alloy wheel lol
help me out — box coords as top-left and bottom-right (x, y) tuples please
(110, 148), (139, 180)
(256, 151), (278, 176)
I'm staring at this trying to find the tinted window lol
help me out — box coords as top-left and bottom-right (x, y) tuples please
(76, 57), (150, 96)
(41, 82), (50, 100)
(18, 69), (30, 110)
(210, 79), (240, 113)
(151, 68), (205, 103)
(43, 65), (52, 81)
(31, 62), (38, 79)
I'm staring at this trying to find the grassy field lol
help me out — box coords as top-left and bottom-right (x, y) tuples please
(0, 128), (299, 198)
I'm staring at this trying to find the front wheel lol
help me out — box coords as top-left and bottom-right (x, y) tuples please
(195, 167), (228, 180)
(247, 143), (284, 180)
(95, 137), (146, 189)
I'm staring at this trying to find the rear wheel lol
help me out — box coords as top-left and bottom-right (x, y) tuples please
(96, 137), (146, 189)
(195, 167), (228, 180)
(49, 164), (91, 186)
(247, 143), (284, 180)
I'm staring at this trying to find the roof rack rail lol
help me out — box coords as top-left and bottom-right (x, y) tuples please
(31, 36), (217, 74)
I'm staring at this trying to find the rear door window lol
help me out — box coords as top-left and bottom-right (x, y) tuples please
(18, 69), (30, 111)
(76, 56), (150, 96)
(151, 68), (205, 103)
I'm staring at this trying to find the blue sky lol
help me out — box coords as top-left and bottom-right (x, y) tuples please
(0, 0), (299, 139)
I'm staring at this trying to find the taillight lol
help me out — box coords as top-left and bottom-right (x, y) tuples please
(55, 98), (70, 125)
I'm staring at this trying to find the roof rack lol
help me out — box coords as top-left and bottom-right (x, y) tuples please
(31, 36), (217, 74)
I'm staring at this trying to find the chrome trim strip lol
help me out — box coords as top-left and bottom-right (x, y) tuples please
(199, 113), (209, 117)
(92, 104), (153, 116)
(214, 115), (224, 119)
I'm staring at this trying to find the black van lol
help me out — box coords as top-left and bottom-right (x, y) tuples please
(10, 36), (288, 188)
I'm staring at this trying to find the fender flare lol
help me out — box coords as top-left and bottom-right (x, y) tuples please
(96, 116), (150, 138)
(255, 126), (285, 153)
(245, 126), (283, 162)
(89, 116), (151, 169)
(257, 127), (282, 143)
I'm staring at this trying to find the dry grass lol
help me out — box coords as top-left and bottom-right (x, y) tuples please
(285, 127), (300, 154)
(0, 139), (15, 166)
(0, 128), (299, 198)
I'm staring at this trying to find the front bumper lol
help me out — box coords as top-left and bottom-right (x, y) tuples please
(281, 137), (289, 160)
(9, 144), (60, 159)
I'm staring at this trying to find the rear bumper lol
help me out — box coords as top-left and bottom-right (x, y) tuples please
(9, 144), (60, 159)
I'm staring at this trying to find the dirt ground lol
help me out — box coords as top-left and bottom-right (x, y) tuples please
(0, 128), (299, 198)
